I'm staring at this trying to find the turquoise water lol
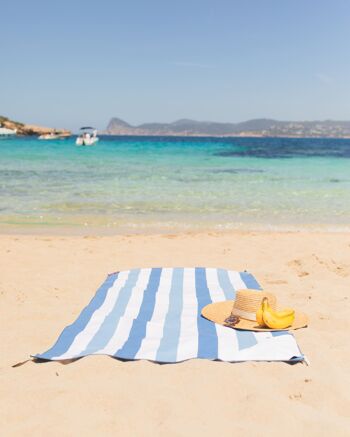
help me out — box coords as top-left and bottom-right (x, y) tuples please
(1, 136), (350, 232)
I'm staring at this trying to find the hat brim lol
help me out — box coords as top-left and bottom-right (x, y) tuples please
(201, 300), (308, 331)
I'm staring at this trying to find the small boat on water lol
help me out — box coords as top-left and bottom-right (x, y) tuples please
(38, 131), (70, 140)
(0, 125), (17, 136)
(76, 127), (99, 146)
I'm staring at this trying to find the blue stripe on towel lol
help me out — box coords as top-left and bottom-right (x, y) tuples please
(240, 271), (261, 290)
(196, 267), (218, 358)
(217, 268), (237, 299)
(81, 269), (140, 355)
(116, 268), (162, 359)
(271, 330), (289, 337)
(236, 330), (258, 350)
(35, 272), (118, 359)
(156, 268), (184, 362)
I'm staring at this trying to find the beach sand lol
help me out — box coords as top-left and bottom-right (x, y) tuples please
(1, 231), (350, 436)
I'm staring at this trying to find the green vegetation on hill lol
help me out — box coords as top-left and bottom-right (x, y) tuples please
(0, 116), (24, 127)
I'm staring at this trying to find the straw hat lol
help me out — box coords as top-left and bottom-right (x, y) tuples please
(201, 289), (308, 331)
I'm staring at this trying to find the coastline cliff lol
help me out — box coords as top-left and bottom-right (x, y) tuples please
(0, 116), (71, 137)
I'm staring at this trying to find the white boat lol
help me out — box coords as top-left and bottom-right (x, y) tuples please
(0, 126), (17, 136)
(76, 127), (99, 146)
(38, 132), (70, 140)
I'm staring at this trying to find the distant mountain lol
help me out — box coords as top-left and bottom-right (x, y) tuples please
(105, 117), (350, 138)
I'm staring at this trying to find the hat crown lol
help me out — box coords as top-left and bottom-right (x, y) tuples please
(231, 290), (277, 321)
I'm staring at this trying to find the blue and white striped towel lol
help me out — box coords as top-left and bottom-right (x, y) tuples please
(34, 268), (304, 363)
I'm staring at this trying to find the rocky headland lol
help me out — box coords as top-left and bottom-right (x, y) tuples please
(0, 116), (71, 137)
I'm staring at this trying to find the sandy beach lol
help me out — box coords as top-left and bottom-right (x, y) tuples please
(1, 230), (349, 436)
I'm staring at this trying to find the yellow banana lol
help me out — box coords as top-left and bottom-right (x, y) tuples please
(256, 299), (265, 326)
(256, 297), (295, 329)
(262, 297), (295, 329)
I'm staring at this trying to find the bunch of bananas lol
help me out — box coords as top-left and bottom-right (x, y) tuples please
(256, 297), (295, 329)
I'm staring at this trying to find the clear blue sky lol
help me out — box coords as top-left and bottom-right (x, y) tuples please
(2, 0), (350, 131)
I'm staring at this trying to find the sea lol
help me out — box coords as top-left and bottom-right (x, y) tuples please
(1, 135), (350, 233)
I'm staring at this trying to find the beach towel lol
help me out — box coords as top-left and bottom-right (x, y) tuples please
(34, 268), (304, 363)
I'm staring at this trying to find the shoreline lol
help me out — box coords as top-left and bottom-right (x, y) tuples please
(0, 222), (349, 236)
